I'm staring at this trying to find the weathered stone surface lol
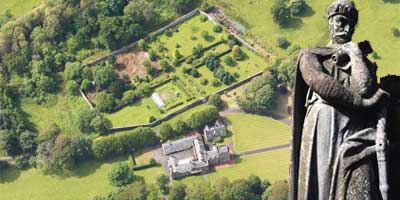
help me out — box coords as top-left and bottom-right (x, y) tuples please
(290, 0), (395, 199)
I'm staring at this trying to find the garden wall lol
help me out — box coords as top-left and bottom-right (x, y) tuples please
(86, 8), (200, 67)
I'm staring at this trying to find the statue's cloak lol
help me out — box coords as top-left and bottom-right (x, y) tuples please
(289, 47), (337, 200)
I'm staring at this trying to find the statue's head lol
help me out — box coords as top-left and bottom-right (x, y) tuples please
(327, 0), (358, 44)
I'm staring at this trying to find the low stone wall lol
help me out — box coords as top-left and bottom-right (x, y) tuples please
(86, 9), (200, 67)
(214, 71), (263, 95)
(79, 89), (94, 109)
(108, 71), (263, 133)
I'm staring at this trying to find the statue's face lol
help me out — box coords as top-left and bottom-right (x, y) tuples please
(329, 14), (355, 44)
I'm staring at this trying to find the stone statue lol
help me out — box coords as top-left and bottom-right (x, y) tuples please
(290, 0), (393, 199)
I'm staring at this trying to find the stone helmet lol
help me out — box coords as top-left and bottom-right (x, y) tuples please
(327, 0), (358, 25)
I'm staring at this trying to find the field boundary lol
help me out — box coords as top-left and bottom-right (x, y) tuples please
(108, 71), (263, 132)
(85, 8), (200, 67)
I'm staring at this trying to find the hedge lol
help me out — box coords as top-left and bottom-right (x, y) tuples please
(92, 128), (158, 160)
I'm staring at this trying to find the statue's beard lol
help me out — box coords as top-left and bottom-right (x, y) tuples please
(331, 31), (353, 44)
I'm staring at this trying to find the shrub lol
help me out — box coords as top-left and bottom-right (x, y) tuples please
(392, 27), (400, 37)
(148, 49), (157, 61)
(200, 15), (208, 22)
(15, 156), (29, 169)
(137, 39), (146, 50)
(200, 78), (208, 85)
(173, 120), (190, 135)
(201, 31), (209, 40)
(159, 123), (176, 141)
(271, 0), (290, 27)
(173, 48), (182, 59)
(192, 44), (203, 57)
(277, 37), (291, 49)
(213, 136), (223, 143)
(160, 59), (171, 72)
(213, 25), (223, 33)
(108, 162), (134, 187)
(232, 45), (245, 61)
(66, 80), (80, 95)
(148, 116), (157, 123)
(208, 94), (224, 110)
(187, 106), (219, 129)
(191, 68), (200, 78)
(80, 79), (92, 91)
(92, 128), (158, 160)
(224, 56), (235, 66)
(95, 92), (116, 113)
(165, 29), (173, 37)
(108, 55), (116, 66)
(288, 0), (306, 16)
(185, 56), (195, 64)
(190, 35), (197, 40)
(212, 79), (221, 87)
(156, 174), (170, 195)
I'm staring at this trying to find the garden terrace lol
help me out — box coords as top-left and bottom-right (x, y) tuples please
(85, 13), (268, 129)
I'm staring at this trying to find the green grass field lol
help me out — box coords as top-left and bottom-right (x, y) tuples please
(0, 0), (41, 16)
(225, 113), (290, 152)
(179, 148), (290, 185)
(212, 0), (400, 78)
(21, 92), (88, 136)
(0, 155), (164, 200)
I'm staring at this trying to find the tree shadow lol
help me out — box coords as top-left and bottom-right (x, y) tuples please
(383, 0), (400, 3)
(281, 18), (304, 29)
(0, 167), (21, 183)
(299, 4), (316, 18)
(71, 156), (128, 178)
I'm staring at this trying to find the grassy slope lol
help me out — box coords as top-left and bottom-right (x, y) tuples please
(21, 92), (88, 136)
(0, 0), (41, 16)
(225, 113), (290, 152)
(213, 0), (400, 77)
(0, 155), (164, 200)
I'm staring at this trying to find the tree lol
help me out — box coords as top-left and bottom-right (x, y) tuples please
(191, 68), (200, 78)
(64, 62), (83, 81)
(277, 37), (291, 49)
(66, 80), (80, 95)
(186, 182), (218, 200)
(237, 75), (278, 113)
(174, 0), (197, 13)
(122, 90), (139, 104)
(95, 92), (116, 113)
(0, 129), (19, 156)
(76, 107), (97, 133)
(147, 184), (161, 200)
(159, 123), (176, 141)
(110, 181), (148, 200)
(160, 59), (171, 72)
(392, 27), (400, 37)
(208, 94), (224, 110)
(156, 174), (170, 195)
(288, 0), (306, 16)
(169, 183), (187, 200)
(224, 56), (235, 66)
(90, 116), (108, 134)
(214, 177), (231, 199)
(81, 79), (92, 91)
(173, 48), (182, 59)
(228, 179), (257, 200)
(213, 25), (223, 33)
(264, 180), (288, 200)
(192, 44), (203, 58)
(137, 39), (146, 50)
(173, 120), (189, 135)
(94, 65), (117, 90)
(108, 162), (134, 187)
(232, 45), (245, 61)
(248, 174), (263, 195)
(271, 0), (290, 27)
(201, 31), (209, 40)
(19, 131), (38, 154)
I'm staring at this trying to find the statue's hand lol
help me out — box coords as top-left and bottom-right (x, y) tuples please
(361, 88), (390, 108)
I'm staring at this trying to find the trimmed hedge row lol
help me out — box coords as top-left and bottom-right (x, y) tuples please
(92, 128), (158, 160)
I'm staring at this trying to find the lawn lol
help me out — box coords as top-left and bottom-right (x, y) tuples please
(150, 14), (223, 57)
(0, 0), (41, 16)
(0, 154), (165, 200)
(212, 0), (400, 77)
(178, 148), (290, 184)
(21, 92), (88, 136)
(225, 113), (290, 152)
(208, 148), (290, 182)
(104, 97), (163, 127)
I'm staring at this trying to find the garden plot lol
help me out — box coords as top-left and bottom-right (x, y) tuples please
(100, 13), (267, 128)
(115, 51), (160, 81)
